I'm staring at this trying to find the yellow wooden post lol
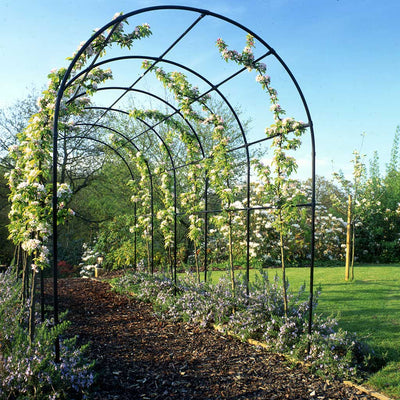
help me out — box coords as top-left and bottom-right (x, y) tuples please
(345, 194), (352, 281)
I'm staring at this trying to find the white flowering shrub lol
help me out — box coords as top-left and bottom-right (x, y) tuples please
(79, 243), (100, 278)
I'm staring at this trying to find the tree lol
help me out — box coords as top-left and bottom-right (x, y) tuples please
(332, 150), (366, 280)
(331, 127), (400, 267)
(0, 91), (41, 265)
(0, 90), (40, 168)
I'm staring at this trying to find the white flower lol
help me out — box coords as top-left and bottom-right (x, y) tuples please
(33, 182), (46, 193)
(231, 201), (243, 209)
(270, 104), (281, 113)
(17, 181), (29, 190)
(22, 239), (41, 252)
(57, 183), (72, 197)
(31, 264), (39, 273)
(8, 144), (19, 153)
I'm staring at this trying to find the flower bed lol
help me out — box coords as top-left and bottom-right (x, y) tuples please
(0, 270), (94, 399)
(112, 270), (380, 381)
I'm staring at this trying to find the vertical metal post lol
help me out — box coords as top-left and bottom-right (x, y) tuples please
(204, 176), (209, 282)
(246, 148), (251, 296)
(173, 172), (178, 288)
(40, 268), (45, 321)
(52, 114), (60, 363)
(134, 202), (137, 269)
(307, 123), (316, 352)
(150, 175), (154, 275)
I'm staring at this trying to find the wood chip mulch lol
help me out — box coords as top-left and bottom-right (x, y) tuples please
(45, 277), (377, 399)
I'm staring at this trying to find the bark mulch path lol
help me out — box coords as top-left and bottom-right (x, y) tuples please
(46, 277), (377, 400)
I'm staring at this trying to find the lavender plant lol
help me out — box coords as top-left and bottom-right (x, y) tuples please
(0, 270), (95, 399)
(112, 269), (376, 381)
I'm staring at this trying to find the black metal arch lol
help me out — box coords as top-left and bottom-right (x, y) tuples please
(78, 111), (180, 281)
(65, 134), (136, 179)
(88, 98), (206, 156)
(72, 121), (157, 274)
(68, 54), (259, 145)
(81, 104), (213, 281)
(52, 5), (316, 360)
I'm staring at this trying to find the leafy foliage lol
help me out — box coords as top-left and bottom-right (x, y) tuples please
(0, 270), (94, 399)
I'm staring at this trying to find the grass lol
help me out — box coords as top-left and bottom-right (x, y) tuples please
(201, 264), (400, 399)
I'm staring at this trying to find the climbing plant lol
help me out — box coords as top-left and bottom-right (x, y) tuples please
(129, 150), (153, 271)
(130, 108), (206, 281)
(135, 62), (241, 290)
(5, 9), (316, 355)
(216, 34), (308, 315)
(6, 12), (152, 338)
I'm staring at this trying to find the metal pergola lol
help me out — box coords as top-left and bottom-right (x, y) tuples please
(51, 5), (316, 360)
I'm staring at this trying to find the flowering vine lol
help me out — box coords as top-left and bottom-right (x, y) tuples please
(217, 34), (308, 313)
(204, 113), (238, 291)
(155, 164), (175, 270)
(7, 14), (152, 275)
(127, 150), (153, 271)
(138, 62), (240, 289)
(5, 13), (152, 342)
(130, 108), (205, 281)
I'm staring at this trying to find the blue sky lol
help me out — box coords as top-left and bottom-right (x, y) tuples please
(1, 0), (399, 179)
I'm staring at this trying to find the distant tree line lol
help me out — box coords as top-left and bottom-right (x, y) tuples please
(1, 91), (399, 269)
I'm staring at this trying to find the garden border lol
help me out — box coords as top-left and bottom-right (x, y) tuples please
(103, 275), (394, 400)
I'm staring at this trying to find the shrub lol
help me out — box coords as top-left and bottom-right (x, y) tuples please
(58, 260), (79, 278)
(79, 243), (100, 278)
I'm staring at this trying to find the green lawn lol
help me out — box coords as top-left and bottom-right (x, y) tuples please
(204, 265), (400, 399)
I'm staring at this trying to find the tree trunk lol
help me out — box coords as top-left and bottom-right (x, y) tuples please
(29, 270), (38, 343)
(14, 244), (21, 279)
(228, 214), (235, 293)
(279, 228), (288, 319)
(194, 243), (200, 283)
(21, 251), (28, 303)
